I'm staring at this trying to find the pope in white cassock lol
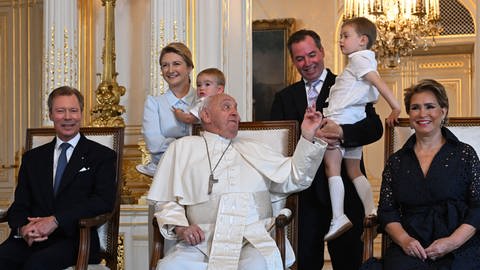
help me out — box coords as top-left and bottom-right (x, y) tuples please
(148, 94), (328, 270)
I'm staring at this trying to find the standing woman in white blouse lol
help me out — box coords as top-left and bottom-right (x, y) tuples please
(137, 42), (197, 176)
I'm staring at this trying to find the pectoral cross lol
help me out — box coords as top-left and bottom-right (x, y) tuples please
(203, 136), (231, 195)
(208, 174), (218, 195)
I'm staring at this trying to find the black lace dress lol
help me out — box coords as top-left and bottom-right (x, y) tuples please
(377, 127), (480, 270)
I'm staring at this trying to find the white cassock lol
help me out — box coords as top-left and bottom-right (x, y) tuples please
(147, 131), (327, 270)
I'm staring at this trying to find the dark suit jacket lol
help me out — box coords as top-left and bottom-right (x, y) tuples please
(7, 134), (117, 260)
(270, 69), (383, 269)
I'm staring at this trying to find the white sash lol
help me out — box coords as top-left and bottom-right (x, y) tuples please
(204, 193), (282, 270)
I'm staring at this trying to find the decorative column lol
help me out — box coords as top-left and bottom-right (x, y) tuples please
(90, 0), (126, 127)
(149, 0), (188, 96)
(138, 0), (189, 167)
(195, 0), (252, 120)
(42, 0), (78, 125)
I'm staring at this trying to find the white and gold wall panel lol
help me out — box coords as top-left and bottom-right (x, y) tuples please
(42, 0), (78, 125)
(0, 0), (43, 207)
(149, 0), (187, 96)
(119, 204), (149, 270)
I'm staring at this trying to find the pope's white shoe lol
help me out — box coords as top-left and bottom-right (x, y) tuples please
(324, 214), (353, 241)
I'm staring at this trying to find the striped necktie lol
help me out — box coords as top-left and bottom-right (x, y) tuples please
(54, 143), (71, 195)
(307, 80), (321, 107)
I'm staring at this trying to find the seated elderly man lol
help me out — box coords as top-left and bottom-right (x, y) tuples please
(147, 93), (327, 270)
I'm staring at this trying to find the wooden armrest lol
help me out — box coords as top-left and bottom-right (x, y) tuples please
(275, 214), (290, 270)
(275, 212), (294, 228)
(362, 214), (378, 262)
(0, 210), (7, 223)
(275, 196), (296, 230)
(78, 213), (111, 228)
(150, 217), (165, 270)
(275, 206), (295, 269)
(76, 212), (112, 270)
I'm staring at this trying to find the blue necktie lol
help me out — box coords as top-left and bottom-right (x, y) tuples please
(54, 143), (70, 195)
(307, 80), (321, 107)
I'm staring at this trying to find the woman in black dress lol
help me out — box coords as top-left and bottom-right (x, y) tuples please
(378, 79), (480, 269)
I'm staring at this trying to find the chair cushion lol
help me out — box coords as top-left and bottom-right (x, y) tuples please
(97, 222), (108, 252)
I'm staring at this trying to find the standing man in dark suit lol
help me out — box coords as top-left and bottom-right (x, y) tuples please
(270, 29), (383, 270)
(0, 86), (117, 269)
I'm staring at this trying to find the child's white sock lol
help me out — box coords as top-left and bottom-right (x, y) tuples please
(352, 175), (375, 216)
(328, 176), (345, 219)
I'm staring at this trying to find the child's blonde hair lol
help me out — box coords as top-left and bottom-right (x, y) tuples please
(342, 17), (377, 49)
(197, 68), (225, 86)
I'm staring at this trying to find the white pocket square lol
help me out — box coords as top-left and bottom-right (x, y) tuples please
(79, 167), (90, 172)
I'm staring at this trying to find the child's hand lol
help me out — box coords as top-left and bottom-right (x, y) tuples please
(172, 107), (198, 124)
(386, 109), (401, 127)
(172, 107), (186, 118)
(172, 107), (188, 120)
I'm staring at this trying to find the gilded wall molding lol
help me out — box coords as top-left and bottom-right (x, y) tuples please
(122, 158), (152, 203)
(419, 61), (465, 69)
(117, 233), (125, 270)
(0, 9), (9, 184)
(78, 0), (98, 125)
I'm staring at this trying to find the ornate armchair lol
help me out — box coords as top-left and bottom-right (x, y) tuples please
(149, 120), (300, 270)
(362, 117), (480, 262)
(0, 127), (124, 270)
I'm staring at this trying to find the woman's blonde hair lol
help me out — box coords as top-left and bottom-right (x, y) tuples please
(159, 42), (194, 68)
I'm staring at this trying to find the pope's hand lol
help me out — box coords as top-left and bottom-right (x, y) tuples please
(175, 224), (205, 246)
(301, 103), (323, 142)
